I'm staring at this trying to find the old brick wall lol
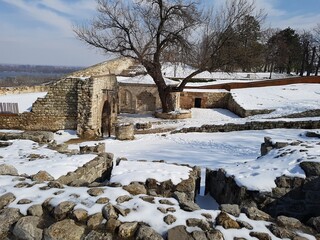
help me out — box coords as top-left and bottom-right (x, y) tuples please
(119, 83), (179, 113)
(119, 83), (161, 113)
(0, 113), (76, 131)
(0, 78), (79, 131)
(70, 57), (135, 77)
(179, 90), (230, 109)
(31, 78), (79, 128)
(0, 76), (118, 137)
(0, 85), (50, 95)
(77, 75), (118, 138)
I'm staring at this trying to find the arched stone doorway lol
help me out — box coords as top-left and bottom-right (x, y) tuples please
(136, 91), (156, 112)
(101, 100), (111, 137)
(119, 89), (133, 112)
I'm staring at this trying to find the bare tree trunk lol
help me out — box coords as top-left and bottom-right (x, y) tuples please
(269, 61), (274, 79)
(147, 65), (175, 113)
(307, 46), (316, 76)
(300, 47), (307, 77)
(315, 55), (320, 76)
(286, 60), (292, 74)
(157, 87), (174, 113)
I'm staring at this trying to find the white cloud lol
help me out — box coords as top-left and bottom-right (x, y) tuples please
(40, 0), (97, 17)
(1, 0), (98, 36)
(254, 0), (286, 17)
(2, 0), (72, 35)
(270, 13), (320, 30)
(0, 20), (106, 66)
(40, 0), (74, 15)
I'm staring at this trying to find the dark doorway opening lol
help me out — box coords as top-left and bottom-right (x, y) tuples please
(194, 98), (202, 108)
(101, 101), (111, 137)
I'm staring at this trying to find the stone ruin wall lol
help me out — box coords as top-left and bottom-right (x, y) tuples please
(226, 92), (273, 117)
(205, 136), (320, 224)
(0, 85), (50, 95)
(119, 83), (161, 113)
(0, 75), (118, 138)
(70, 57), (135, 77)
(179, 90), (274, 117)
(0, 78), (79, 131)
(77, 75), (118, 138)
(179, 91), (230, 109)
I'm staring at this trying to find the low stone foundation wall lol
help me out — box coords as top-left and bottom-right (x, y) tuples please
(205, 135), (320, 225)
(0, 131), (54, 143)
(0, 113), (77, 132)
(206, 167), (320, 223)
(114, 160), (201, 204)
(227, 93), (273, 117)
(172, 119), (320, 134)
(283, 109), (320, 118)
(205, 168), (249, 205)
(57, 153), (114, 186)
(0, 85), (50, 95)
(155, 111), (192, 119)
(115, 123), (134, 140)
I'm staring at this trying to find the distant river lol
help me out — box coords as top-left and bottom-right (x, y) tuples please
(0, 71), (64, 79)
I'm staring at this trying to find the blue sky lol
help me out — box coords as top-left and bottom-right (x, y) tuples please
(0, 0), (319, 67)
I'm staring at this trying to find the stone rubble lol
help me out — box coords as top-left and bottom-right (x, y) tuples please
(0, 134), (319, 239)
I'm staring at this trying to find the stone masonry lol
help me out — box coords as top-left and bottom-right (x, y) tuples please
(205, 134), (320, 227)
(0, 75), (117, 138)
(119, 83), (179, 114)
(179, 90), (230, 109)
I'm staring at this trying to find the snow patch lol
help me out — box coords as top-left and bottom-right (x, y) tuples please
(110, 160), (192, 185)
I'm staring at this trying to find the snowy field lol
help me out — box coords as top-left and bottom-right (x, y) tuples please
(160, 62), (289, 81)
(0, 92), (47, 113)
(118, 62), (291, 87)
(70, 128), (320, 192)
(0, 128), (319, 239)
(232, 84), (320, 116)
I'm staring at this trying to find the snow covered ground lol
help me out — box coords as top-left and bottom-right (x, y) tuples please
(111, 160), (192, 185)
(160, 62), (290, 80)
(232, 84), (320, 116)
(0, 128), (318, 239)
(70, 128), (320, 192)
(0, 92), (47, 113)
(0, 65), (319, 238)
(118, 108), (242, 130)
(118, 62), (291, 86)
(0, 139), (96, 178)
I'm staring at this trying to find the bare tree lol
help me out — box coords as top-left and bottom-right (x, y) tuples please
(75, 0), (259, 112)
(313, 23), (320, 76)
(300, 31), (317, 76)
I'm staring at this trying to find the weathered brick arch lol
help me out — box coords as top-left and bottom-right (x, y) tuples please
(119, 89), (133, 112)
(77, 75), (118, 139)
(136, 91), (156, 112)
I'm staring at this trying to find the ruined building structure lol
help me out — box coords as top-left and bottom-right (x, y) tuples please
(0, 75), (118, 139)
(3, 57), (305, 138)
(0, 57), (240, 138)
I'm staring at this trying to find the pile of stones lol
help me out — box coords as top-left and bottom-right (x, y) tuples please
(205, 131), (320, 237)
(0, 131), (319, 239)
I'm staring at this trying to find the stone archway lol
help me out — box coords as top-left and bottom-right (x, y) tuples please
(101, 100), (111, 137)
(119, 89), (133, 112)
(136, 91), (156, 112)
